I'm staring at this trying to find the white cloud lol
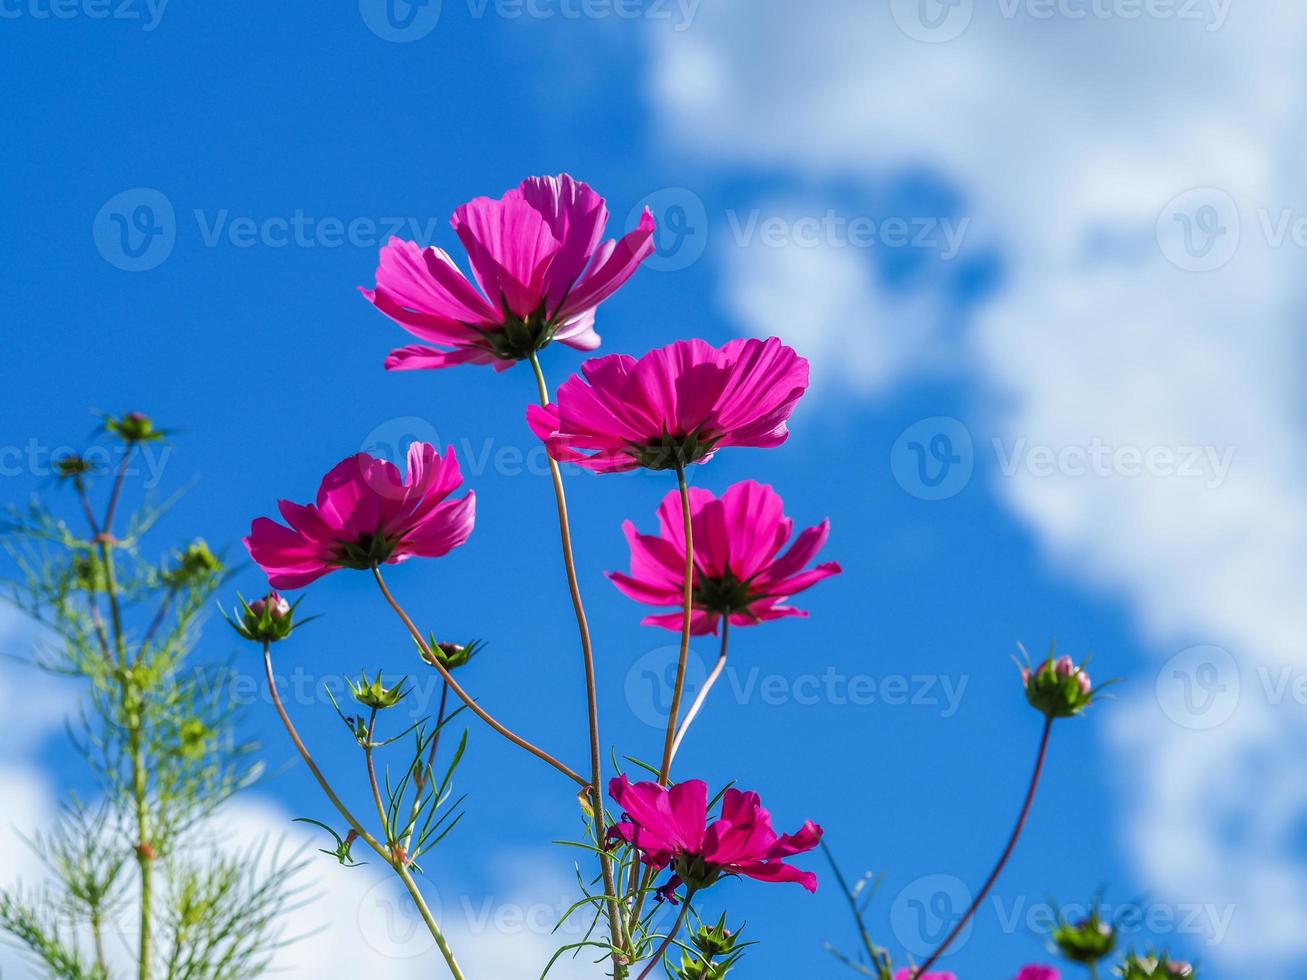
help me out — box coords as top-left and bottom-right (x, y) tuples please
(644, 1), (1307, 972)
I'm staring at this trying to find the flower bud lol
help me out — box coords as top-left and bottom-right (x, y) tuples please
(1117, 951), (1194, 979)
(105, 411), (165, 444)
(1052, 902), (1115, 963)
(162, 539), (223, 587)
(422, 636), (481, 672)
(1019, 642), (1103, 719)
(348, 670), (409, 711)
(54, 453), (96, 481)
(227, 591), (304, 643)
(692, 913), (739, 958)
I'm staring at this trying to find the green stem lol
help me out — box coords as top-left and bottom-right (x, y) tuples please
(261, 644), (465, 980)
(657, 464), (695, 785)
(97, 453), (153, 980)
(372, 566), (586, 785)
(527, 351), (627, 967)
(402, 679), (448, 857)
(913, 718), (1055, 976)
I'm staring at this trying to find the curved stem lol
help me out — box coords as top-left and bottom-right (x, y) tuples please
(261, 644), (465, 979)
(372, 566), (586, 786)
(528, 351), (628, 965)
(669, 620), (729, 764)
(657, 464), (695, 786)
(913, 718), (1055, 977)
(635, 896), (693, 980)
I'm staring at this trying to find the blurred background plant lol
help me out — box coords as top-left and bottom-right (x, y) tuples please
(0, 412), (301, 980)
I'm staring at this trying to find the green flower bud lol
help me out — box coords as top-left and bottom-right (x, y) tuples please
(348, 670), (409, 711)
(422, 637), (482, 672)
(163, 539), (223, 587)
(54, 453), (97, 481)
(1019, 641), (1105, 719)
(1117, 950), (1194, 979)
(105, 411), (165, 444)
(227, 591), (305, 644)
(1052, 901), (1116, 964)
(692, 913), (739, 958)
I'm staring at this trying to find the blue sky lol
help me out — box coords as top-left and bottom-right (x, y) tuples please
(2, 3), (1301, 978)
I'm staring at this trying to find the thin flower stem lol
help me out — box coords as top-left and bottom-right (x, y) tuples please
(669, 620), (729, 764)
(261, 643), (466, 980)
(657, 463), (695, 786)
(138, 585), (177, 655)
(364, 708), (391, 843)
(372, 565), (587, 786)
(913, 717), (1055, 977)
(527, 350), (627, 963)
(96, 450), (152, 980)
(102, 451), (131, 539)
(635, 894), (694, 980)
(402, 679), (448, 857)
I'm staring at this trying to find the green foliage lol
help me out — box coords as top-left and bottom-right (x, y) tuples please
(0, 420), (296, 980)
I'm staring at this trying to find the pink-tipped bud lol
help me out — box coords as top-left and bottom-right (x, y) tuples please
(1078, 671), (1092, 695)
(1055, 655), (1075, 678)
(250, 592), (290, 619)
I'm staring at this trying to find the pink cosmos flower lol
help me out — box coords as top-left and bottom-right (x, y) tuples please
(244, 442), (474, 589)
(608, 480), (841, 634)
(606, 775), (822, 899)
(361, 174), (655, 372)
(527, 337), (809, 473)
(1015, 967), (1061, 980)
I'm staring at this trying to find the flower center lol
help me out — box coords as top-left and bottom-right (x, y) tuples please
(630, 429), (719, 470)
(692, 568), (758, 616)
(333, 531), (398, 569)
